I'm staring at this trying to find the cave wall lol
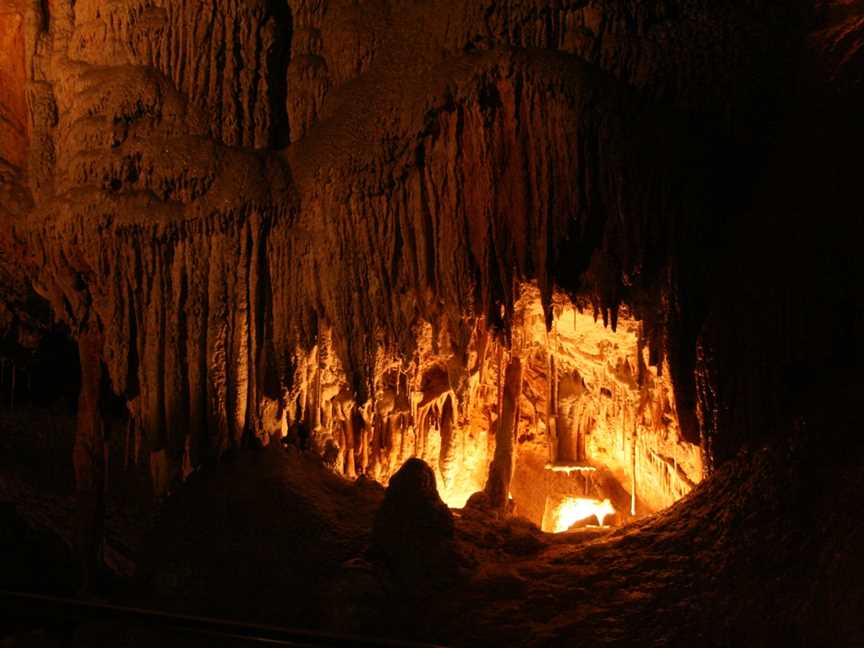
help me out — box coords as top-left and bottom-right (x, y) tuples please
(507, 287), (701, 523)
(273, 281), (703, 522)
(3, 0), (296, 494)
(0, 0), (859, 506)
(0, 2), (27, 169)
(283, 322), (496, 507)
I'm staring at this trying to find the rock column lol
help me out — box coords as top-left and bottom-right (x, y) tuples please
(485, 356), (522, 511)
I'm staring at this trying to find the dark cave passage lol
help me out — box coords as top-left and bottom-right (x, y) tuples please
(0, 330), (79, 492)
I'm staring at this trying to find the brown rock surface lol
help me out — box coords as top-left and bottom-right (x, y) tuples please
(0, 0), (813, 492)
(0, 0), (862, 642)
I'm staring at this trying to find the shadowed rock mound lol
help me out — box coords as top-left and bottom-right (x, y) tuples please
(138, 446), (384, 627)
(370, 458), (456, 586)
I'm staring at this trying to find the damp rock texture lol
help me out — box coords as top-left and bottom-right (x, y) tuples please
(0, 0), (861, 607)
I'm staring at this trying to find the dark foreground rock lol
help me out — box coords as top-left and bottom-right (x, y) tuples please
(370, 458), (456, 587)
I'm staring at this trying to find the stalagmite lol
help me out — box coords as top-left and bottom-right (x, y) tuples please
(485, 356), (523, 511)
(344, 408), (356, 479)
(439, 395), (455, 489)
(359, 404), (373, 476)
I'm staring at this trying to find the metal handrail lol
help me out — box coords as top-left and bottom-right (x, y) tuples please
(0, 590), (447, 647)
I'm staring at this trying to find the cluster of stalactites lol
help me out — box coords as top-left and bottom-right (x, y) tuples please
(280, 321), (503, 503)
(277, 284), (704, 513)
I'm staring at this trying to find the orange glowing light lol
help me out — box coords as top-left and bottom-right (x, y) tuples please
(551, 497), (615, 532)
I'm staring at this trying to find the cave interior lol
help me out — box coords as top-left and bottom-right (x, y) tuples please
(0, 0), (862, 646)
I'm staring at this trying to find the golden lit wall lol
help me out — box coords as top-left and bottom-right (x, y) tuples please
(509, 286), (703, 524)
(283, 283), (703, 520)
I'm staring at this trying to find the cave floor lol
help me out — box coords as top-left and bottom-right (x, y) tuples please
(2, 416), (863, 647)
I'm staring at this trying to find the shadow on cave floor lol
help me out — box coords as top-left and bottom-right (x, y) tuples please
(3, 407), (864, 647)
(134, 446), (388, 629)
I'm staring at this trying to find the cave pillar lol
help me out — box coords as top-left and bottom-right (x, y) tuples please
(73, 325), (105, 591)
(556, 371), (585, 463)
(312, 347), (323, 431)
(439, 395), (455, 489)
(343, 408), (356, 479)
(359, 403), (374, 477)
(557, 404), (576, 462)
(547, 352), (558, 463)
(485, 356), (523, 512)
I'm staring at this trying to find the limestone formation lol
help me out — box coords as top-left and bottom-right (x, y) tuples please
(0, 0), (861, 606)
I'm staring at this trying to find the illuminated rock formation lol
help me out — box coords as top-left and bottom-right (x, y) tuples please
(0, 6), (861, 636)
(5, 0), (717, 508)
